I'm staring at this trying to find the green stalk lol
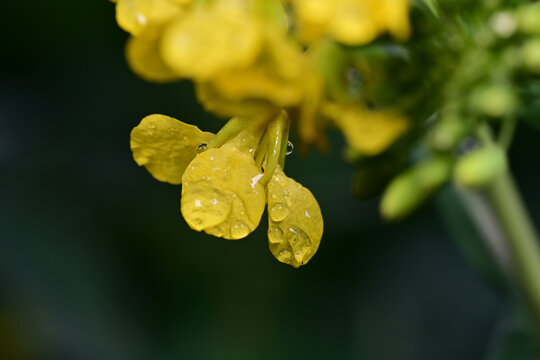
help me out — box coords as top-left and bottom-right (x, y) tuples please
(487, 171), (540, 334)
(207, 117), (245, 149)
(261, 110), (287, 185)
(473, 123), (540, 338)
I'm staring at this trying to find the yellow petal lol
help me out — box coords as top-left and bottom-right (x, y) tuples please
(161, 4), (263, 81)
(329, 0), (378, 45)
(130, 114), (214, 184)
(377, 0), (411, 40)
(126, 26), (179, 83)
(181, 132), (266, 240)
(324, 103), (409, 156)
(266, 166), (323, 268)
(195, 83), (275, 118)
(116, 0), (182, 36)
(208, 30), (306, 108)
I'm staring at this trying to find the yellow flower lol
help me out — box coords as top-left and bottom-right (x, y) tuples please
(160, 0), (264, 81)
(198, 29), (308, 115)
(323, 102), (410, 156)
(130, 111), (324, 267)
(291, 0), (411, 45)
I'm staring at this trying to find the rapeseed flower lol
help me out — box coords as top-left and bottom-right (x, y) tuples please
(130, 111), (323, 267)
(117, 0), (413, 267)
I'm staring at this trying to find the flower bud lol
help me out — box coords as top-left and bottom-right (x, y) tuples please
(470, 84), (518, 118)
(454, 145), (508, 189)
(522, 38), (540, 74)
(380, 156), (451, 221)
(429, 117), (468, 151)
(516, 3), (540, 35)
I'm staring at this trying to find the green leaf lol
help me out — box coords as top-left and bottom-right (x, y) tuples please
(416, 0), (440, 19)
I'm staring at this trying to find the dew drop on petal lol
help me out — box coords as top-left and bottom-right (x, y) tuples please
(231, 221), (250, 239)
(268, 225), (285, 244)
(277, 249), (292, 262)
(286, 141), (294, 155)
(269, 202), (290, 222)
(196, 143), (208, 153)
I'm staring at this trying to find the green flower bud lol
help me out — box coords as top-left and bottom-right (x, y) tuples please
(380, 156), (452, 221)
(429, 118), (468, 151)
(522, 38), (540, 74)
(454, 145), (508, 189)
(470, 84), (518, 118)
(516, 3), (540, 35)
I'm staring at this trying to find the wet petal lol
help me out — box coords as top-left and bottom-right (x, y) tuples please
(181, 142), (266, 240)
(266, 166), (323, 267)
(130, 114), (214, 184)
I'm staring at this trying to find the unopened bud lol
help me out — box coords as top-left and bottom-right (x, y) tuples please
(516, 3), (540, 35)
(470, 85), (517, 118)
(430, 118), (468, 151)
(380, 156), (451, 221)
(454, 145), (507, 188)
(522, 38), (540, 73)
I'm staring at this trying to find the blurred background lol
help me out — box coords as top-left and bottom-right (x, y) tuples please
(2, 1), (540, 359)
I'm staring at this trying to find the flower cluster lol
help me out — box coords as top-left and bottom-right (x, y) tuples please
(131, 112), (322, 267)
(113, 0), (412, 266)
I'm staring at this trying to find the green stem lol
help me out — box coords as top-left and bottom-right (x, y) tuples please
(498, 116), (517, 150)
(207, 117), (245, 149)
(487, 171), (540, 336)
(278, 122), (290, 169)
(262, 110), (288, 185)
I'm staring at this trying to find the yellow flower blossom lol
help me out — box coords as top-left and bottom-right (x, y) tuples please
(160, 1), (264, 81)
(193, 28), (308, 122)
(291, 0), (411, 45)
(130, 111), (324, 267)
(323, 103), (410, 156)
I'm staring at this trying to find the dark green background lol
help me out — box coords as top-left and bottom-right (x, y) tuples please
(2, 1), (540, 359)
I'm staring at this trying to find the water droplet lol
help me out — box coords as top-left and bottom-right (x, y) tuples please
(269, 203), (289, 222)
(196, 143), (207, 153)
(231, 221), (249, 239)
(211, 198), (218, 205)
(268, 226), (285, 244)
(284, 196), (292, 206)
(277, 249), (292, 262)
(287, 226), (312, 252)
(271, 194), (277, 200)
(286, 141), (294, 155)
